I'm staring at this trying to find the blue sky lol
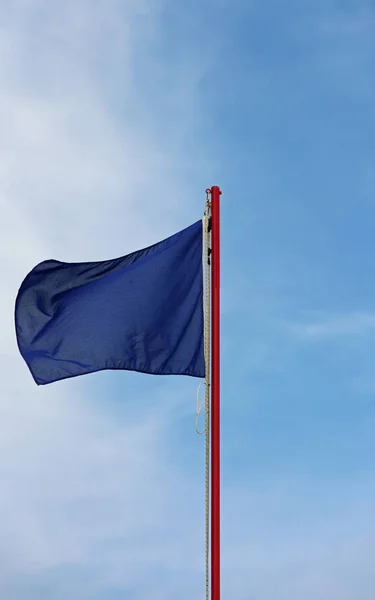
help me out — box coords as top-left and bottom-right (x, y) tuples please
(2, 0), (375, 598)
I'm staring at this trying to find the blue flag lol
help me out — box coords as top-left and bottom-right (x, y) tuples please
(15, 220), (204, 385)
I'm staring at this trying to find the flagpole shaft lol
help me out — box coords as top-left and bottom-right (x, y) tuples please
(210, 185), (221, 600)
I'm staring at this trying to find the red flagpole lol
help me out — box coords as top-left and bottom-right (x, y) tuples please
(210, 185), (221, 600)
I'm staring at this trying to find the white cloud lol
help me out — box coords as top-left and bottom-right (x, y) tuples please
(289, 311), (375, 340)
(0, 1), (209, 598)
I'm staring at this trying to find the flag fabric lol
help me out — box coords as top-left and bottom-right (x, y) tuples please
(15, 220), (205, 385)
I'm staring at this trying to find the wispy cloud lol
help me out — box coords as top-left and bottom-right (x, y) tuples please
(289, 311), (375, 340)
(0, 1), (210, 598)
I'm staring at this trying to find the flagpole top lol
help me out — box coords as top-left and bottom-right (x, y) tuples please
(206, 186), (222, 195)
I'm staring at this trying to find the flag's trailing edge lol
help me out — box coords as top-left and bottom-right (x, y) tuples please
(15, 220), (205, 385)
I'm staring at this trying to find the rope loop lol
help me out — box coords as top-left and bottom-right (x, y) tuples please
(196, 381), (207, 434)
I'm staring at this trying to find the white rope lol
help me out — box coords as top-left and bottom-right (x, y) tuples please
(195, 199), (211, 600)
